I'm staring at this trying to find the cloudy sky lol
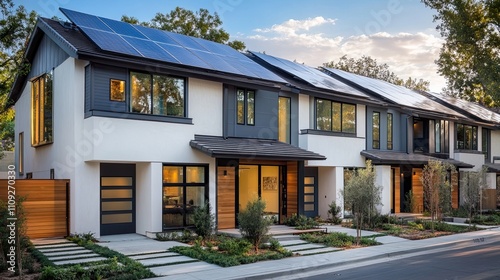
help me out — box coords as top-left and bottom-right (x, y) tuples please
(17, 0), (446, 92)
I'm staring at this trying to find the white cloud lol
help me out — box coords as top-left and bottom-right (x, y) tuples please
(238, 18), (446, 92)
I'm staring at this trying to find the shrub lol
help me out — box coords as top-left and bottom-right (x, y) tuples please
(217, 237), (252, 255)
(193, 202), (216, 241)
(238, 199), (271, 252)
(284, 214), (319, 229)
(328, 201), (343, 224)
(407, 221), (424, 231)
(300, 232), (380, 248)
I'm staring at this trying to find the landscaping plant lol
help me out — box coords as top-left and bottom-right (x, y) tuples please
(461, 167), (488, 228)
(193, 202), (216, 241)
(238, 198), (271, 252)
(327, 201), (343, 224)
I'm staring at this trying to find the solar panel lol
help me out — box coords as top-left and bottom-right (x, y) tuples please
(250, 51), (369, 98)
(426, 92), (500, 123)
(60, 8), (286, 83)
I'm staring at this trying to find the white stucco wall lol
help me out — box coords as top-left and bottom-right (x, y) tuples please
(491, 130), (500, 161)
(303, 135), (365, 167)
(318, 167), (336, 219)
(454, 152), (484, 171)
(375, 165), (392, 215)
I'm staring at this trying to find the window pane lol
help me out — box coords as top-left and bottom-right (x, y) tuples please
(247, 91), (255, 125)
(304, 204), (314, 211)
(482, 128), (489, 158)
(44, 72), (53, 143)
(185, 187), (206, 225)
(153, 75), (184, 117)
(163, 166), (184, 183)
(163, 186), (184, 228)
(304, 195), (314, 203)
(237, 89), (245, 124)
(342, 104), (355, 133)
(443, 120), (449, 153)
(101, 189), (132, 199)
(472, 126), (477, 150)
(32, 79), (39, 145)
(102, 201), (132, 211)
(465, 125), (472, 150)
(387, 113), (393, 150)
(304, 177), (314, 184)
(435, 121), (441, 153)
(102, 213), (132, 224)
(110, 79), (125, 101)
(101, 177), (133, 186)
(18, 132), (24, 174)
(456, 124), (464, 149)
(316, 99), (331, 131)
(131, 72), (152, 114)
(187, 167), (205, 183)
(332, 102), (341, 132)
(304, 186), (315, 193)
(278, 97), (291, 143)
(372, 112), (380, 149)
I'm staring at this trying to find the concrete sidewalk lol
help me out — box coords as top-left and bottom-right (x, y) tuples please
(152, 226), (500, 280)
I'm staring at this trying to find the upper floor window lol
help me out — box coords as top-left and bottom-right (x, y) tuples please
(482, 128), (490, 159)
(31, 72), (53, 146)
(237, 89), (255, 125)
(372, 112), (380, 149)
(316, 99), (356, 134)
(456, 123), (477, 150)
(130, 72), (185, 117)
(387, 113), (393, 150)
(435, 120), (449, 153)
(110, 79), (125, 101)
(278, 97), (291, 143)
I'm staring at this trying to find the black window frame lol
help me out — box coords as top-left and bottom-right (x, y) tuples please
(482, 128), (490, 160)
(236, 88), (255, 126)
(387, 113), (393, 150)
(435, 120), (449, 154)
(315, 98), (356, 134)
(31, 72), (53, 147)
(455, 123), (478, 150)
(372, 111), (380, 149)
(129, 71), (187, 117)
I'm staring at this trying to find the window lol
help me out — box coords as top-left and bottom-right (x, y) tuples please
(278, 97), (291, 143)
(315, 98), (356, 134)
(387, 113), (393, 150)
(162, 165), (208, 229)
(130, 72), (185, 117)
(456, 123), (477, 150)
(31, 72), (53, 146)
(372, 112), (380, 149)
(110, 79), (125, 101)
(435, 120), (449, 153)
(237, 89), (255, 125)
(18, 132), (24, 175)
(482, 128), (490, 159)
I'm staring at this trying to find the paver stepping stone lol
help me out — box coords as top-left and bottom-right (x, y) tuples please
(48, 253), (100, 261)
(139, 256), (197, 267)
(35, 243), (79, 249)
(43, 249), (94, 257)
(272, 235), (300, 241)
(280, 240), (309, 246)
(150, 262), (220, 276)
(38, 247), (86, 253)
(129, 252), (179, 260)
(53, 257), (107, 266)
(286, 244), (326, 252)
(296, 247), (341, 256)
(124, 250), (170, 256)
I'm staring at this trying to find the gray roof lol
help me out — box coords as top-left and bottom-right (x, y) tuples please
(190, 135), (326, 161)
(484, 163), (500, 172)
(361, 150), (474, 168)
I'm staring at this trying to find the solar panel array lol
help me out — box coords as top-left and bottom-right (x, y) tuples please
(322, 67), (465, 117)
(60, 8), (285, 83)
(249, 51), (370, 98)
(426, 92), (500, 123)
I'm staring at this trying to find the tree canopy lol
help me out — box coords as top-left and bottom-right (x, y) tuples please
(423, 0), (500, 107)
(122, 7), (245, 51)
(0, 0), (36, 156)
(323, 55), (430, 91)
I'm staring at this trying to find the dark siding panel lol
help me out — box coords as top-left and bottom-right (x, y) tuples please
(91, 64), (128, 113)
(85, 65), (91, 114)
(225, 85), (236, 137)
(366, 106), (403, 152)
(28, 35), (69, 79)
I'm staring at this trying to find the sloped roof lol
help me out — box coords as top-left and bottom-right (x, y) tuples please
(361, 150), (474, 168)
(190, 135), (326, 161)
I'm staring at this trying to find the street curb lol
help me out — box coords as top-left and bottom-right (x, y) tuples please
(234, 230), (500, 280)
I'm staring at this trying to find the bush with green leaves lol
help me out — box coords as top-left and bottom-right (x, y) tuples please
(300, 232), (379, 247)
(217, 237), (252, 255)
(328, 201), (343, 224)
(238, 199), (271, 252)
(193, 202), (216, 241)
(284, 214), (319, 229)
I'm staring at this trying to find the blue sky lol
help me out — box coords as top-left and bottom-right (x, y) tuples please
(15, 0), (445, 91)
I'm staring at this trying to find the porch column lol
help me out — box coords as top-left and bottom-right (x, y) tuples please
(375, 165), (392, 215)
(136, 162), (163, 235)
(335, 167), (344, 218)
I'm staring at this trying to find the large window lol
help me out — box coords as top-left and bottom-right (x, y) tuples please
(237, 89), (255, 125)
(162, 165), (208, 229)
(482, 128), (490, 159)
(435, 120), (449, 153)
(31, 72), (53, 146)
(130, 72), (185, 117)
(456, 124), (477, 150)
(316, 99), (356, 134)
(387, 113), (393, 150)
(372, 112), (380, 149)
(278, 97), (291, 143)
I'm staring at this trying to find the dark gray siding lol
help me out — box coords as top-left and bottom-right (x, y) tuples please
(90, 64), (128, 113)
(366, 106), (403, 152)
(279, 91), (299, 146)
(85, 65), (91, 113)
(28, 35), (69, 80)
(224, 85), (279, 140)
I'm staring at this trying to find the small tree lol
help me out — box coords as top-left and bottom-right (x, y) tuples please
(193, 202), (216, 241)
(461, 167), (488, 228)
(238, 199), (271, 252)
(327, 201), (342, 225)
(421, 160), (455, 233)
(341, 160), (382, 245)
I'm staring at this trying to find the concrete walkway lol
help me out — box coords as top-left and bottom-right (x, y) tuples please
(33, 238), (108, 266)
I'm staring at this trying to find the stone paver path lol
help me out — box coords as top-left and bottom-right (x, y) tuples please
(34, 239), (107, 266)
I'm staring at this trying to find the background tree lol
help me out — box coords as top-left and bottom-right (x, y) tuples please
(423, 0), (500, 107)
(323, 55), (430, 91)
(0, 0), (36, 158)
(461, 167), (488, 228)
(122, 7), (245, 51)
(421, 160), (455, 232)
(341, 160), (382, 245)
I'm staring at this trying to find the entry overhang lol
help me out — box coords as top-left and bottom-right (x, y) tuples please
(190, 135), (326, 161)
(361, 150), (474, 168)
